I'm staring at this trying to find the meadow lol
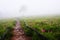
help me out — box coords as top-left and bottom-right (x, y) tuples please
(0, 19), (15, 40)
(20, 16), (60, 40)
(0, 16), (60, 40)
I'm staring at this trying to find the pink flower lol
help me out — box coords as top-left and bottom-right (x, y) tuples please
(41, 29), (46, 32)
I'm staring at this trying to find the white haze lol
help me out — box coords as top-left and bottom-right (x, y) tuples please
(0, 0), (60, 18)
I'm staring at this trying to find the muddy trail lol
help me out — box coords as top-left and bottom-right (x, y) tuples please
(11, 20), (32, 40)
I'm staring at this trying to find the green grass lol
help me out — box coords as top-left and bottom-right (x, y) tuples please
(0, 16), (60, 40)
(20, 16), (60, 40)
(0, 19), (15, 40)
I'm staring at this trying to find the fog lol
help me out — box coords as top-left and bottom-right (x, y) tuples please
(0, 0), (60, 18)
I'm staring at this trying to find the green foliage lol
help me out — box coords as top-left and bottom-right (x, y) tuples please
(0, 19), (15, 40)
(32, 32), (41, 40)
(20, 17), (60, 40)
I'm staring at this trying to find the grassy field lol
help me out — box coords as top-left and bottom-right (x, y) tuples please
(20, 16), (60, 40)
(0, 19), (15, 40)
(0, 16), (60, 40)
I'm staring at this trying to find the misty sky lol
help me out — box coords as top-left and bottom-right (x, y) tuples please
(0, 0), (60, 18)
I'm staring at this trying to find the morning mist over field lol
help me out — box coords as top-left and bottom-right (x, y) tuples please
(0, 0), (60, 40)
(0, 0), (60, 18)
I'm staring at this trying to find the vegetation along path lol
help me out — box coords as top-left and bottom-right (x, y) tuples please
(11, 20), (32, 40)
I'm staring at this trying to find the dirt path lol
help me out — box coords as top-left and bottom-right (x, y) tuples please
(11, 20), (32, 40)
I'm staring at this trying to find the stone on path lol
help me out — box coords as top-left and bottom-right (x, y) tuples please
(11, 20), (32, 40)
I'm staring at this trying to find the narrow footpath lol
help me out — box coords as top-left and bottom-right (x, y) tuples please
(11, 20), (32, 40)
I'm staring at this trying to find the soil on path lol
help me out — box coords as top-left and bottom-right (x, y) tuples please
(11, 20), (32, 40)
